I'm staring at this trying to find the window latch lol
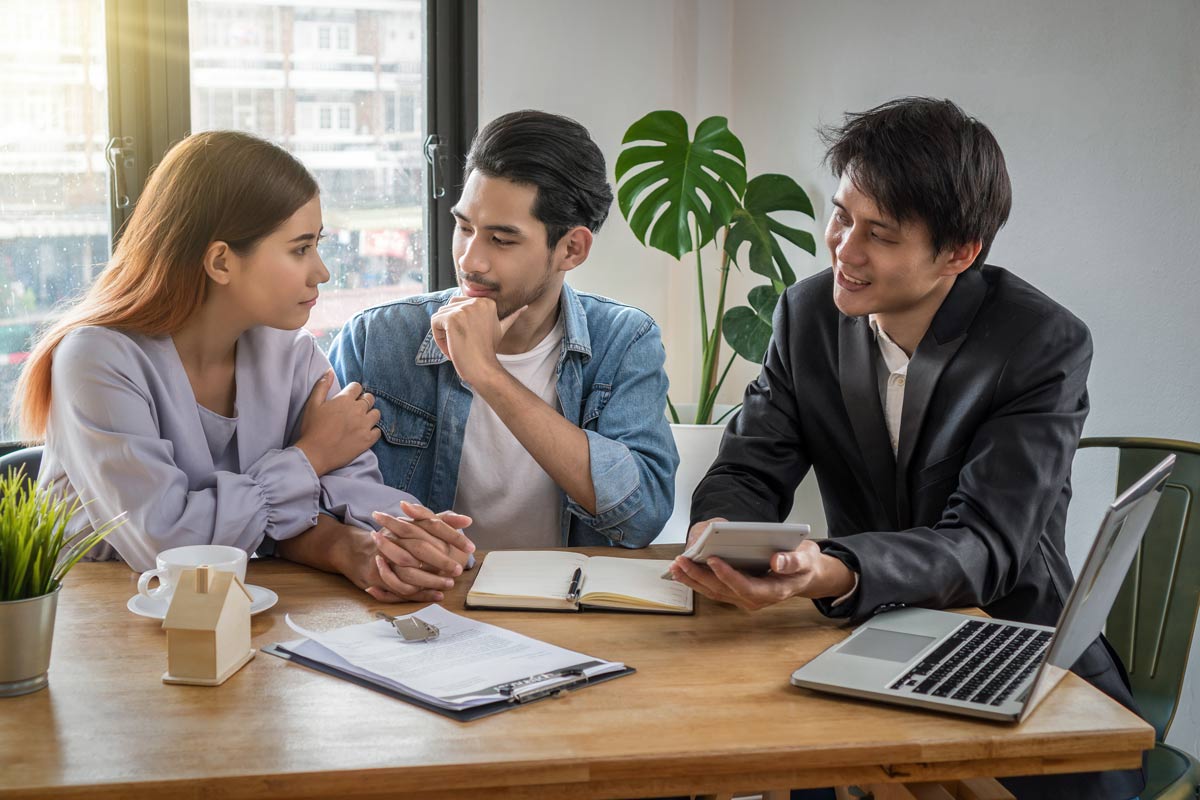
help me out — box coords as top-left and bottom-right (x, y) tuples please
(105, 136), (136, 209)
(423, 134), (447, 199)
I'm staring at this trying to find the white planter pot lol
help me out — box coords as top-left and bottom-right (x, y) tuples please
(656, 404), (827, 544)
(657, 404), (733, 543)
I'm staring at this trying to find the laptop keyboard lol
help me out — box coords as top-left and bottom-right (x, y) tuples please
(888, 619), (1052, 706)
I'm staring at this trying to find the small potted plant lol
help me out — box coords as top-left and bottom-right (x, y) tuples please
(615, 111), (818, 538)
(0, 467), (125, 696)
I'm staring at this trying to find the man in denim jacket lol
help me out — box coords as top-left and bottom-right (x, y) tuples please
(328, 110), (678, 602)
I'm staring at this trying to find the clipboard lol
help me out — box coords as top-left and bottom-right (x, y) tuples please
(262, 643), (636, 722)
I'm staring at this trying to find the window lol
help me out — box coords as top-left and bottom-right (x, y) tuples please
(0, 2), (476, 447)
(190, 1), (427, 351)
(398, 93), (416, 132)
(296, 102), (356, 135)
(298, 20), (356, 55)
(0, 0), (110, 443)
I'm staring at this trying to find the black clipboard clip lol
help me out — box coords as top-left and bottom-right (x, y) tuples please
(496, 669), (588, 703)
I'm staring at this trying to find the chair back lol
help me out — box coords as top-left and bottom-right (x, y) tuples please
(0, 445), (43, 490)
(1079, 437), (1200, 740)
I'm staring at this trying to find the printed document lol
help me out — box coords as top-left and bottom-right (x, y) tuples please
(281, 604), (625, 710)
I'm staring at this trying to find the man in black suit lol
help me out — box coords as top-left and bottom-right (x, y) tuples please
(668, 97), (1143, 800)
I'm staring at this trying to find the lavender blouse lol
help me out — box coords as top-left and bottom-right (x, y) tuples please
(39, 324), (415, 572)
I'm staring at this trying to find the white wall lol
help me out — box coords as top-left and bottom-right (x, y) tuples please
(478, 0), (1200, 753)
(479, 0), (755, 410)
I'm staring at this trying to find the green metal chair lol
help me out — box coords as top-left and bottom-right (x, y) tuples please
(1079, 437), (1200, 800)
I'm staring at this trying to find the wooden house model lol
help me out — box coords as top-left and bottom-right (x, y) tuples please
(161, 565), (255, 686)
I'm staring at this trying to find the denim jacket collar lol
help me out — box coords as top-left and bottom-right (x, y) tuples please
(413, 283), (593, 367)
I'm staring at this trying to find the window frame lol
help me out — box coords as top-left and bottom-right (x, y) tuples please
(0, 0), (477, 453)
(105, 0), (192, 240)
(425, 0), (478, 291)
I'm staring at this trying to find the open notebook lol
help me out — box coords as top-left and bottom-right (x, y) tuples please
(466, 551), (694, 614)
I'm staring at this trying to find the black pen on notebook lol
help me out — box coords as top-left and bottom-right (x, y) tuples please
(566, 567), (583, 602)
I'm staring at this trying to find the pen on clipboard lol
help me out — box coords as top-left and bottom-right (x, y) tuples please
(566, 567), (583, 602)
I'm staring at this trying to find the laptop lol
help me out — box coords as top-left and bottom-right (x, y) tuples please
(790, 454), (1174, 722)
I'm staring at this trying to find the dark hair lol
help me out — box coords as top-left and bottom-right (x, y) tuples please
(464, 110), (614, 247)
(820, 97), (1012, 269)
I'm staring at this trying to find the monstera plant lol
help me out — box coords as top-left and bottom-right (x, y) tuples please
(615, 111), (816, 424)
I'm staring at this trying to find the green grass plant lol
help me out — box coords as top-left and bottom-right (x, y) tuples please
(0, 467), (126, 601)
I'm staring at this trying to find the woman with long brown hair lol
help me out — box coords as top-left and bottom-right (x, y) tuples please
(15, 131), (472, 603)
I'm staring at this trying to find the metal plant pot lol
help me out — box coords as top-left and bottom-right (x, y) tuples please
(0, 586), (61, 697)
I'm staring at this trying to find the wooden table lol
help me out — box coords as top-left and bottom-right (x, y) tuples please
(0, 547), (1153, 799)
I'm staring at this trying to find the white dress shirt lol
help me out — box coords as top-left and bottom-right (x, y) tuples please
(870, 315), (911, 456)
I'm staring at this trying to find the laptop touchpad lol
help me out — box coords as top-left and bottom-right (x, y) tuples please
(838, 628), (936, 662)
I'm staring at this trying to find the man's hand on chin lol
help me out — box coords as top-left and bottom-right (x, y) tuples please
(429, 296), (527, 386)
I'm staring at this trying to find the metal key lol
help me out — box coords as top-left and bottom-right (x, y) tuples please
(375, 611), (440, 642)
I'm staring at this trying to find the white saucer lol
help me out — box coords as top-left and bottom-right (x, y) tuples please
(127, 584), (279, 620)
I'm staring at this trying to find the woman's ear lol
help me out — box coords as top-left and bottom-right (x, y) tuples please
(203, 241), (233, 285)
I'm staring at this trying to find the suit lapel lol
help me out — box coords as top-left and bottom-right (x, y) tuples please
(894, 335), (965, 526)
(838, 314), (899, 528)
(894, 269), (989, 525)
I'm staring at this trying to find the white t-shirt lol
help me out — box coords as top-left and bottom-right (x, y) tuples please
(453, 320), (565, 550)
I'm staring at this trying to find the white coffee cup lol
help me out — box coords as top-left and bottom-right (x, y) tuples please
(137, 545), (248, 601)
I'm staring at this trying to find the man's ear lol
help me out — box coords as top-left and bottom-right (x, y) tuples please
(554, 226), (594, 274)
(203, 241), (234, 285)
(941, 239), (983, 276)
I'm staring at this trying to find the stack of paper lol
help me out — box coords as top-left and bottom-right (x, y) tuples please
(271, 604), (630, 716)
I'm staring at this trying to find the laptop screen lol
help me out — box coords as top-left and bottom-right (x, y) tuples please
(1041, 456), (1173, 674)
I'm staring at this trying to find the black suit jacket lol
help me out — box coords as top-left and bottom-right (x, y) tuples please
(692, 266), (1143, 800)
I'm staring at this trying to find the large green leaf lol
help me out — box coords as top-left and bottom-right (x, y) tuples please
(722, 284), (781, 364)
(724, 174), (816, 286)
(615, 111), (747, 259)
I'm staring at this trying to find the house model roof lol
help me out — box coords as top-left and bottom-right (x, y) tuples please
(162, 566), (253, 632)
